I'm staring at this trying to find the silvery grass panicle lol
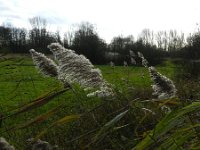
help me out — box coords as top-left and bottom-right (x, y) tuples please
(0, 137), (15, 150)
(27, 138), (57, 150)
(149, 66), (177, 99)
(137, 52), (177, 99)
(137, 51), (149, 67)
(110, 61), (115, 67)
(47, 43), (105, 89)
(30, 43), (114, 98)
(129, 50), (136, 57)
(29, 49), (58, 77)
(87, 83), (114, 98)
(130, 57), (136, 65)
(123, 61), (128, 67)
(129, 50), (136, 65)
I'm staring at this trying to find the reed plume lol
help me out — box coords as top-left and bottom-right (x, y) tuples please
(129, 50), (136, 57)
(148, 66), (177, 99)
(137, 52), (177, 99)
(137, 51), (149, 67)
(29, 49), (58, 77)
(27, 138), (56, 150)
(47, 43), (105, 88)
(30, 43), (113, 98)
(0, 137), (15, 150)
(129, 50), (136, 65)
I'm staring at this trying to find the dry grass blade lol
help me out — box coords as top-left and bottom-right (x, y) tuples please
(17, 105), (62, 129)
(34, 114), (81, 141)
(4, 87), (59, 114)
(157, 97), (180, 105)
(141, 97), (179, 105)
(6, 88), (68, 119)
(53, 114), (81, 125)
(0, 105), (62, 134)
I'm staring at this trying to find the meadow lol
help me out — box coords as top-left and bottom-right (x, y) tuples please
(0, 54), (200, 149)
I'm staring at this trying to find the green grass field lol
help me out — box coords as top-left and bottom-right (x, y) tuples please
(1, 55), (200, 149)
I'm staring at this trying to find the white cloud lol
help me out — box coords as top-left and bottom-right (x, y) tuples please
(0, 0), (200, 42)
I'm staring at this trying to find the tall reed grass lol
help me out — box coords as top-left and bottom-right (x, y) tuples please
(1, 45), (200, 149)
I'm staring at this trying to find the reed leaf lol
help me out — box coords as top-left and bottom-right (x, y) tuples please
(8, 88), (68, 118)
(4, 88), (58, 114)
(34, 114), (80, 140)
(17, 105), (62, 130)
(156, 128), (194, 150)
(93, 110), (129, 144)
(157, 124), (200, 149)
(135, 102), (200, 150)
(53, 114), (81, 125)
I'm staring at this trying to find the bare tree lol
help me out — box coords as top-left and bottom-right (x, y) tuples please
(139, 29), (154, 45)
(29, 16), (47, 47)
(29, 16), (56, 52)
(63, 27), (75, 48)
(29, 16), (47, 30)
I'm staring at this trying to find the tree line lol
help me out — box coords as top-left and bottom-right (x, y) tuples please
(1, 16), (200, 65)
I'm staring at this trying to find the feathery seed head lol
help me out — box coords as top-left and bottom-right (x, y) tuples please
(137, 51), (149, 67)
(47, 43), (105, 89)
(27, 138), (56, 150)
(29, 49), (58, 77)
(161, 105), (172, 114)
(137, 52), (144, 58)
(87, 82), (114, 98)
(123, 61), (128, 67)
(142, 58), (149, 67)
(110, 61), (115, 67)
(130, 57), (136, 65)
(47, 43), (64, 52)
(0, 137), (15, 150)
(129, 50), (136, 57)
(148, 66), (177, 99)
(87, 90), (110, 98)
(30, 43), (114, 98)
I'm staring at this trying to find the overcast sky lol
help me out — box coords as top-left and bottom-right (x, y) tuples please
(0, 0), (200, 43)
